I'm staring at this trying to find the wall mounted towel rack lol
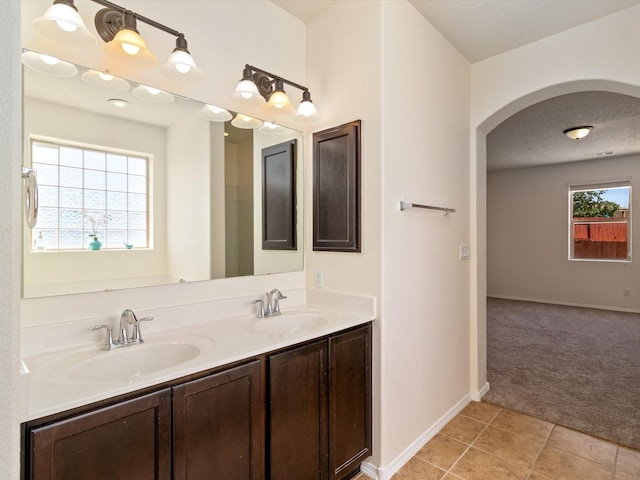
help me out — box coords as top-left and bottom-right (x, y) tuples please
(399, 201), (455, 216)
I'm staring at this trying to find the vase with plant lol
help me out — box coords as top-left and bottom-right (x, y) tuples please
(81, 210), (110, 251)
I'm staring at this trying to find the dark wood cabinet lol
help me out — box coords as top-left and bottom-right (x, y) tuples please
(329, 325), (372, 480)
(29, 389), (171, 480)
(173, 360), (263, 480)
(24, 323), (372, 480)
(268, 324), (372, 480)
(268, 340), (329, 480)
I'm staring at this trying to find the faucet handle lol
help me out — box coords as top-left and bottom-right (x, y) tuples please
(253, 299), (266, 318)
(271, 290), (287, 315)
(89, 324), (115, 351)
(130, 316), (153, 343)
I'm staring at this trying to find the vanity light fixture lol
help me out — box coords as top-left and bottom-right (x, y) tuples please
(564, 126), (593, 140)
(21, 50), (78, 77)
(81, 69), (130, 91)
(32, 0), (203, 81)
(233, 64), (320, 120)
(31, 0), (97, 48)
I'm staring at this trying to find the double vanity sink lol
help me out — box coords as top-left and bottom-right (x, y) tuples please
(22, 302), (365, 420)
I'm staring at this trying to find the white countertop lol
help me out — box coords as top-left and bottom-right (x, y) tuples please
(21, 293), (375, 422)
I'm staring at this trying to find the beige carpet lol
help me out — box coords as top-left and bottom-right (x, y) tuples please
(483, 297), (640, 450)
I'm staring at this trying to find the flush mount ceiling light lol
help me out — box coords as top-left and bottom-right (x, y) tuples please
(21, 50), (78, 77)
(563, 126), (593, 140)
(31, 0), (203, 81)
(233, 64), (320, 120)
(108, 98), (130, 108)
(199, 105), (233, 122)
(31, 0), (97, 48)
(132, 84), (174, 103)
(81, 69), (130, 91)
(231, 113), (263, 130)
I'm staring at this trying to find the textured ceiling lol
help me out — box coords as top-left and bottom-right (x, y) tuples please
(487, 92), (640, 172)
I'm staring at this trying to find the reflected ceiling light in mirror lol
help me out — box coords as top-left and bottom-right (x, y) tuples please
(102, 10), (156, 68)
(132, 85), (174, 103)
(259, 122), (287, 135)
(31, 0), (97, 48)
(563, 126), (593, 140)
(108, 98), (130, 108)
(233, 64), (319, 120)
(231, 114), (263, 129)
(199, 105), (233, 122)
(160, 35), (203, 82)
(21, 51), (78, 77)
(81, 69), (130, 91)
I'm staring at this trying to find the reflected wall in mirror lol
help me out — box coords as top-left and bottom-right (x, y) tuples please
(22, 51), (303, 298)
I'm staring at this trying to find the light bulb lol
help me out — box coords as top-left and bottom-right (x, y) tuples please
(176, 63), (191, 74)
(55, 19), (77, 32)
(121, 42), (140, 56)
(98, 72), (113, 81)
(146, 87), (160, 95)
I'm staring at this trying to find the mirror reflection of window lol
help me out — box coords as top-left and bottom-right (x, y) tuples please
(31, 138), (149, 251)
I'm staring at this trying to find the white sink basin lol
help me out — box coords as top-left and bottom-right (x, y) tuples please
(36, 335), (214, 385)
(252, 309), (333, 336)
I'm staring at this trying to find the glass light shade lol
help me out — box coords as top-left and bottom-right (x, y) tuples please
(199, 105), (233, 122)
(81, 70), (130, 92)
(265, 90), (292, 110)
(231, 114), (263, 129)
(233, 79), (261, 101)
(31, 2), (97, 48)
(258, 122), (286, 135)
(104, 28), (156, 68)
(132, 85), (174, 103)
(296, 99), (319, 119)
(564, 126), (593, 140)
(160, 50), (203, 82)
(21, 51), (78, 77)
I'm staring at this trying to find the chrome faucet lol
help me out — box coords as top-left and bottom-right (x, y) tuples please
(254, 289), (287, 318)
(90, 309), (154, 350)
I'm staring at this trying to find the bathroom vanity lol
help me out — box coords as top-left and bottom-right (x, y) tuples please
(21, 301), (373, 480)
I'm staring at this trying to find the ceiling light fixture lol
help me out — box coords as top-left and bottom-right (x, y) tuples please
(108, 98), (130, 108)
(233, 64), (320, 120)
(32, 0), (203, 81)
(563, 126), (593, 140)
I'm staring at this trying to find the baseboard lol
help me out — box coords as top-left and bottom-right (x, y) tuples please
(488, 295), (640, 314)
(471, 381), (490, 401)
(361, 393), (472, 480)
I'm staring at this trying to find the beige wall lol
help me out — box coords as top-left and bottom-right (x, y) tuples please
(488, 155), (640, 311)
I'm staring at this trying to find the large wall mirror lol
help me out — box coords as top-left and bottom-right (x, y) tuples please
(22, 51), (303, 298)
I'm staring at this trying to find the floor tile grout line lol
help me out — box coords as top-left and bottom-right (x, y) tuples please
(439, 407), (502, 479)
(524, 423), (556, 480)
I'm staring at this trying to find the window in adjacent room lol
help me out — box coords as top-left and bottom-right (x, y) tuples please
(569, 181), (631, 261)
(30, 138), (150, 250)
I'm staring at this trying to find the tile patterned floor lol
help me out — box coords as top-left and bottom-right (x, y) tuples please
(356, 401), (640, 480)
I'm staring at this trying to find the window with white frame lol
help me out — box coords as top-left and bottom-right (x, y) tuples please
(31, 138), (149, 250)
(569, 181), (631, 261)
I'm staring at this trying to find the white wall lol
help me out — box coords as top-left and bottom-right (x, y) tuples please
(1, 1), (22, 476)
(23, 98), (169, 295)
(166, 112), (211, 281)
(307, 0), (472, 475)
(488, 155), (640, 311)
(471, 4), (640, 396)
(379, 0), (471, 471)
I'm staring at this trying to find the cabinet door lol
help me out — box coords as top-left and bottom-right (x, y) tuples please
(329, 324), (372, 480)
(268, 340), (328, 480)
(30, 389), (171, 480)
(173, 360), (263, 480)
